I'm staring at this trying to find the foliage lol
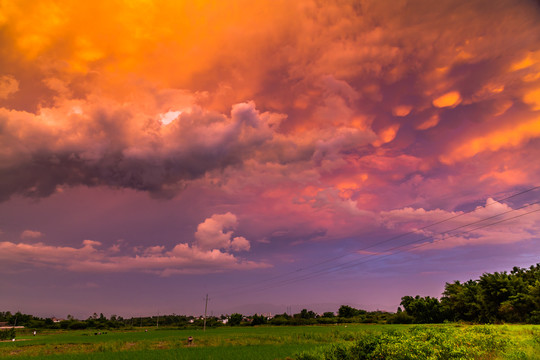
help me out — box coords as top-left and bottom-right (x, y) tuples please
(1, 263), (537, 334)
(229, 313), (243, 326)
(338, 305), (365, 318)
(0, 327), (15, 340)
(1, 323), (538, 359)
(400, 296), (445, 323)
(295, 325), (513, 360)
(399, 263), (540, 324)
(251, 314), (268, 326)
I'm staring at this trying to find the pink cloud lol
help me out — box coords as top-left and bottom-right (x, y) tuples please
(20, 230), (43, 239)
(194, 212), (251, 252)
(0, 233), (267, 276)
(380, 199), (540, 251)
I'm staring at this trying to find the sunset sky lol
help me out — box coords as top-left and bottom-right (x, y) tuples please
(1, 0), (540, 319)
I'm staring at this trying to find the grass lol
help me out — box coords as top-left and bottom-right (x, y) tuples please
(0, 324), (538, 359)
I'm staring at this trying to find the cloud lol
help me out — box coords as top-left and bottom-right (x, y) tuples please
(194, 212), (251, 252)
(432, 91), (462, 108)
(440, 115), (540, 164)
(0, 236), (267, 275)
(0, 75), (19, 99)
(0, 211), (263, 275)
(20, 230), (43, 239)
(0, 0), (540, 251)
(380, 198), (540, 250)
(0, 99), (277, 201)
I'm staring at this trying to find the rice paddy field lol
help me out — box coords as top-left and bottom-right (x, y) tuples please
(0, 324), (538, 359)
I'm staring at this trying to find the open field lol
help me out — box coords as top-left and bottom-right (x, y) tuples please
(0, 324), (538, 359)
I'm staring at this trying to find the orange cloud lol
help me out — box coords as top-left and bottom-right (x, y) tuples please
(523, 87), (540, 110)
(392, 105), (413, 117)
(432, 91), (462, 108)
(416, 114), (440, 130)
(0, 75), (19, 99)
(373, 124), (400, 147)
(440, 116), (540, 164)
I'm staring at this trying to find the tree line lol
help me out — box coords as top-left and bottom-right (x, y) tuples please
(398, 264), (539, 324)
(1, 264), (538, 329)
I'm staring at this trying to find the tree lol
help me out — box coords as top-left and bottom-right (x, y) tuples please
(400, 295), (445, 323)
(297, 309), (316, 319)
(229, 313), (242, 326)
(251, 314), (267, 325)
(338, 305), (360, 318)
(441, 280), (482, 322)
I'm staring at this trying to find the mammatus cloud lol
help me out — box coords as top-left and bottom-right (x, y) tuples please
(0, 214), (267, 275)
(0, 0), (539, 249)
(0, 75), (18, 99)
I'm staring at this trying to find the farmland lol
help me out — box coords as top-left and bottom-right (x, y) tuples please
(1, 324), (538, 359)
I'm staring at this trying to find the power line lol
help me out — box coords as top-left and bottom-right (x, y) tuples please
(212, 186), (540, 298)
(212, 192), (540, 299)
(274, 205), (540, 288)
(236, 205), (540, 295)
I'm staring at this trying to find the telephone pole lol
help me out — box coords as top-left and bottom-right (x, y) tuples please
(203, 294), (208, 331)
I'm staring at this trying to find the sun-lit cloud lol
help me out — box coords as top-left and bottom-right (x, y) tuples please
(392, 105), (412, 117)
(0, 0), (539, 297)
(0, 210), (265, 276)
(0, 236), (267, 276)
(523, 87), (540, 110)
(20, 230), (43, 239)
(440, 116), (540, 164)
(194, 212), (251, 252)
(432, 91), (462, 108)
(380, 199), (540, 251)
(0, 75), (18, 99)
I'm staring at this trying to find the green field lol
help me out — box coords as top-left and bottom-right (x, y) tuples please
(1, 324), (538, 359)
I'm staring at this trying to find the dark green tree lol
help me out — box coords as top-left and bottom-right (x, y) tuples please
(400, 295), (445, 323)
(251, 314), (267, 325)
(229, 313), (242, 326)
(338, 305), (360, 318)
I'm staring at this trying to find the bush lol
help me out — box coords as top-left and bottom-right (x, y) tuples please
(0, 327), (15, 340)
(295, 325), (510, 360)
(69, 321), (88, 330)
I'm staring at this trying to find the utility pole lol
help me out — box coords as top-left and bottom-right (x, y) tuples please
(203, 294), (208, 331)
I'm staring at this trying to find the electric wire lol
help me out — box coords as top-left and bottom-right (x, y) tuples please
(212, 191), (540, 300)
(211, 186), (540, 298)
(258, 204), (540, 291)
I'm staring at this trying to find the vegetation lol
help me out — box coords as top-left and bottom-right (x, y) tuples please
(0, 328), (15, 341)
(2, 264), (537, 331)
(0, 324), (538, 359)
(0, 263), (538, 359)
(398, 264), (540, 324)
(295, 325), (540, 360)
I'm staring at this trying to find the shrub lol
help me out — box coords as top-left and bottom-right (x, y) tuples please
(295, 325), (510, 360)
(0, 327), (15, 340)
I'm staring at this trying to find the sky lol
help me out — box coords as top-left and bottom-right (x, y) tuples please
(1, 0), (540, 319)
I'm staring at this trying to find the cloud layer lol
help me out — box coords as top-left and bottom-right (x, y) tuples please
(1, 0), (539, 280)
(0, 213), (265, 275)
